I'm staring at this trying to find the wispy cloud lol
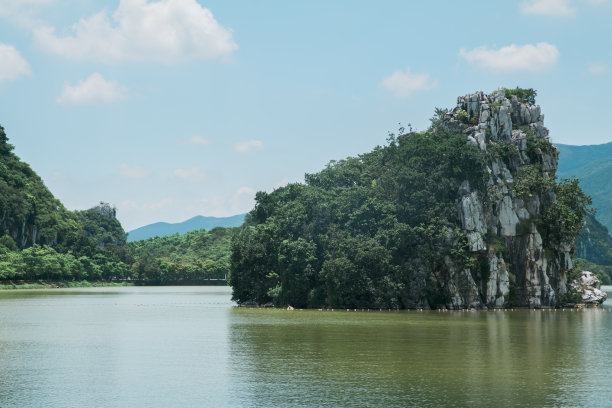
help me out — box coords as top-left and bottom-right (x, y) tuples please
(587, 62), (611, 75)
(173, 167), (206, 182)
(120, 199), (139, 211)
(118, 163), (150, 179)
(118, 198), (173, 212)
(177, 135), (212, 146)
(33, 0), (237, 63)
(231, 186), (256, 213)
(459, 42), (559, 72)
(146, 198), (173, 211)
(57, 73), (127, 105)
(196, 186), (256, 217)
(234, 140), (264, 155)
(0, 42), (31, 84)
(274, 178), (289, 189)
(520, 0), (576, 17)
(380, 67), (438, 98)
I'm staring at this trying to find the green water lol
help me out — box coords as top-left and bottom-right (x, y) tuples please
(1, 286), (611, 407)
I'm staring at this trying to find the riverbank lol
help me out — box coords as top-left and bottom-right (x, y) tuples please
(0, 279), (228, 290)
(0, 281), (134, 290)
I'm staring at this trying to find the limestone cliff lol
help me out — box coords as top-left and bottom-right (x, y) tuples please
(439, 89), (571, 308)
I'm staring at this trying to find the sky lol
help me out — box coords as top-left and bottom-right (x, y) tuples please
(0, 0), (611, 231)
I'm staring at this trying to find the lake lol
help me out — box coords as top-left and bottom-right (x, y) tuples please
(1, 286), (611, 407)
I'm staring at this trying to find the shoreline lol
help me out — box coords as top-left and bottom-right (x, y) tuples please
(0, 279), (229, 290)
(0, 281), (135, 290)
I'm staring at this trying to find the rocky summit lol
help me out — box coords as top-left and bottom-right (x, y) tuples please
(442, 90), (569, 308)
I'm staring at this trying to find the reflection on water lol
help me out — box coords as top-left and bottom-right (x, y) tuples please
(228, 306), (612, 407)
(1, 286), (612, 407)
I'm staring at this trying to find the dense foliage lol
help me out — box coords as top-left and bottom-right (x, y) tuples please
(0, 201), (133, 282)
(0, 125), (78, 249)
(129, 227), (235, 283)
(230, 129), (490, 308)
(230, 110), (592, 308)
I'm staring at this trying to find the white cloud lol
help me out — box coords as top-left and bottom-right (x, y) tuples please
(235, 186), (255, 195)
(459, 43), (559, 72)
(57, 73), (128, 105)
(520, 0), (576, 16)
(230, 186), (256, 213)
(32, 0), (237, 63)
(118, 198), (172, 212)
(173, 166), (206, 182)
(0, 43), (31, 84)
(195, 186), (256, 217)
(234, 140), (264, 155)
(267, 177), (291, 193)
(587, 62), (611, 75)
(120, 199), (139, 211)
(177, 135), (212, 146)
(118, 163), (150, 179)
(380, 67), (438, 98)
(274, 178), (289, 189)
(146, 198), (173, 211)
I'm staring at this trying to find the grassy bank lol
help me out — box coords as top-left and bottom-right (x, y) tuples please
(0, 281), (135, 290)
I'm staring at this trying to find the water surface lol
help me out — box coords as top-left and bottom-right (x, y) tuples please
(1, 286), (611, 407)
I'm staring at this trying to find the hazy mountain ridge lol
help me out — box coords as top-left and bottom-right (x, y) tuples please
(127, 214), (246, 242)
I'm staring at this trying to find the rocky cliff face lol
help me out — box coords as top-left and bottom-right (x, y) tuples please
(437, 89), (571, 308)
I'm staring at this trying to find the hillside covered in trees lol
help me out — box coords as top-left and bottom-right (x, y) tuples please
(230, 89), (594, 309)
(0, 124), (233, 284)
(129, 227), (235, 283)
(557, 142), (612, 232)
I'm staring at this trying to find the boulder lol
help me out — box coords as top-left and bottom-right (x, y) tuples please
(571, 271), (608, 305)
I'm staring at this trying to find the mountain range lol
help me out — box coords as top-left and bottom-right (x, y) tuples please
(127, 214), (246, 242)
(556, 142), (612, 232)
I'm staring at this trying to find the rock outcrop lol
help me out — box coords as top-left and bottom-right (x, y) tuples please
(436, 89), (572, 308)
(571, 271), (607, 305)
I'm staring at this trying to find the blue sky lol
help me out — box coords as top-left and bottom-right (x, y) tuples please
(0, 0), (611, 230)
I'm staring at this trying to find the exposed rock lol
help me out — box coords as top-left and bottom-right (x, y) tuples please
(92, 202), (117, 219)
(498, 196), (519, 237)
(571, 271), (607, 305)
(440, 89), (575, 309)
(486, 255), (510, 307)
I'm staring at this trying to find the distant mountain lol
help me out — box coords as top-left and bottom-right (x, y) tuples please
(576, 213), (612, 266)
(556, 142), (612, 232)
(127, 214), (246, 242)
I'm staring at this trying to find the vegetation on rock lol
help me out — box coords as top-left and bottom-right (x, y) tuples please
(230, 89), (592, 309)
